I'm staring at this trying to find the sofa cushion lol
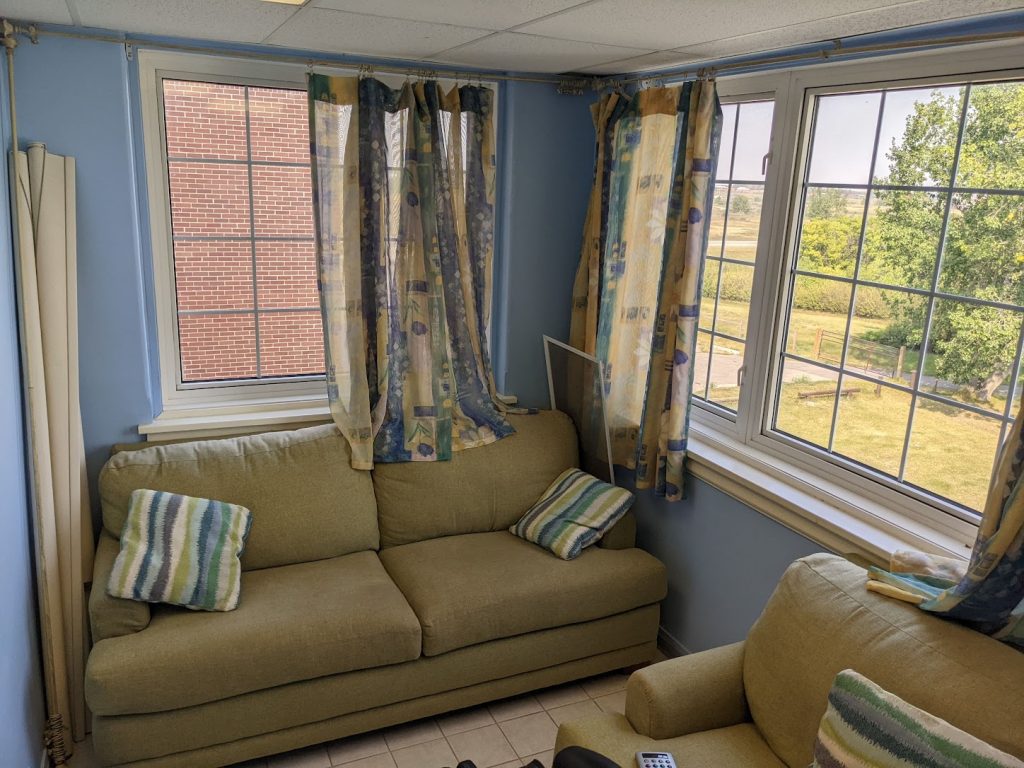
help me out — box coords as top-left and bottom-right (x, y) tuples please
(86, 551), (421, 715)
(744, 554), (1024, 768)
(373, 411), (579, 547)
(380, 530), (667, 656)
(555, 714), (786, 768)
(100, 425), (379, 571)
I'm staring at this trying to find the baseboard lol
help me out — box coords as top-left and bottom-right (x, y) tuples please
(657, 626), (691, 658)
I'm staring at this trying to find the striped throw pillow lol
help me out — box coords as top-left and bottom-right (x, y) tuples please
(813, 670), (1023, 768)
(108, 489), (253, 612)
(510, 469), (633, 560)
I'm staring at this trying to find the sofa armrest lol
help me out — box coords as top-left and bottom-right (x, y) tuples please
(89, 531), (150, 642)
(598, 511), (636, 549)
(626, 641), (749, 740)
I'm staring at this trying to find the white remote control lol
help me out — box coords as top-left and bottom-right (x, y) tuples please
(636, 751), (677, 768)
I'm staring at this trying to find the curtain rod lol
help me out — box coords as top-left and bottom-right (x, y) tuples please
(610, 27), (1024, 87)
(0, 19), (593, 92)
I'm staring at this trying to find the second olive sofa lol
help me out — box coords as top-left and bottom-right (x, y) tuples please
(86, 410), (667, 767)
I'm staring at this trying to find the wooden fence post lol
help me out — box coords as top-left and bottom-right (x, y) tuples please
(813, 328), (824, 360)
(896, 345), (906, 380)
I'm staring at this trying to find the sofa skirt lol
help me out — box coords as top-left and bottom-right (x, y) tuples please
(94, 604), (660, 767)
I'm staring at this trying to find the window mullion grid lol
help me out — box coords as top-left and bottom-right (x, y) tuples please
(826, 91), (887, 453)
(243, 86), (263, 379)
(998, 318), (1024, 449)
(896, 83), (973, 482)
(703, 104), (744, 404)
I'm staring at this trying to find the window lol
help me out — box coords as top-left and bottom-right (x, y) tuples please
(691, 45), (1024, 544)
(696, 98), (775, 412)
(162, 79), (323, 384)
(774, 79), (1024, 514)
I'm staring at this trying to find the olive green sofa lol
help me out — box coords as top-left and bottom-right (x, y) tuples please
(86, 410), (667, 767)
(555, 553), (1024, 767)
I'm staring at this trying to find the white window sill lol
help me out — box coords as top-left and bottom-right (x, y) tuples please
(685, 422), (975, 568)
(139, 400), (331, 442)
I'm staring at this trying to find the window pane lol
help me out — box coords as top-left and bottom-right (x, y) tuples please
(168, 161), (251, 237)
(850, 287), (926, 386)
(785, 275), (853, 357)
(797, 188), (865, 277)
(248, 86), (308, 164)
(939, 193), (1024, 305)
(256, 242), (319, 310)
(921, 299), (1021, 415)
(807, 92), (882, 185)
(707, 337), (743, 411)
(693, 330), (712, 399)
(732, 101), (773, 180)
(707, 184), (728, 257)
(178, 313), (257, 382)
(904, 399), (1001, 510)
(722, 185), (763, 262)
(832, 377), (912, 477)
(874, 86), (963, 186)
(163, 80), (246, 161)
(861, 190), (944, 289)
(258, 311), (325, 377)
(717, 103), (737, 181)
(957, 81), (1024, 190)
(252, 165), (315, 237)
(714, 262), (754, 339)
(173, 241), (253, 312)
(775, 358), (839, 448)
(700, 259), (721, 331)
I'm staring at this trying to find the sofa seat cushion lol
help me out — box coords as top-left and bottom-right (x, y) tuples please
(86, 551), (421, 715)
(556, 714), (785, 768)
(380, 530), (667, 656)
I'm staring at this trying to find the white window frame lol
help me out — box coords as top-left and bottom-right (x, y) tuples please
(137, 50), (496, 440)
(686, 39), (1024, 565)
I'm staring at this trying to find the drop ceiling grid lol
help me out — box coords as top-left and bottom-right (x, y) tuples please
(1, 0), (1022, 75)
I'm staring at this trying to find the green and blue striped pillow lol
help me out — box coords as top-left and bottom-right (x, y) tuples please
(108, 489), (253, 612)
(813, 669), (1022, 768)
(510, 469), (633, 560)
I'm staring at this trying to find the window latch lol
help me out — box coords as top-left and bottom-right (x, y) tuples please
(761, 152), (771, 175)
(737, 363), (747, 388)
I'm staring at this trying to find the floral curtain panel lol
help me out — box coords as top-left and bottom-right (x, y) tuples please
(867, 404), (1024, 649)
(309, 75), (512, 468)
(570, 82), (721, 500)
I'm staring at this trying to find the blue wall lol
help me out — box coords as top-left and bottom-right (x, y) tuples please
(494, 83), (594, 407)
(631, 477), (824, 652)
(12, 36), (155, 520)
(0, 59), (46, 768)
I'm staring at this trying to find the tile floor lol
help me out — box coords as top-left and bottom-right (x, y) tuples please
(69, 659), (667, 768)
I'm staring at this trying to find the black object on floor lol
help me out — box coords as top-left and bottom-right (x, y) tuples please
(453, 761), (545, 768)
(553, 746), (622, 768)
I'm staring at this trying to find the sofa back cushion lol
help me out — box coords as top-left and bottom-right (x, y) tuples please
(743, 554), (1024, 768)
(100, 425), (379, 571)
(373, 410), (579, 547)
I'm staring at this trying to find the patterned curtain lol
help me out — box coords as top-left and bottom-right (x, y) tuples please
(570, 82), (721, 500)
(867, 404), (1024, 649)
(309, 75), (512, 468)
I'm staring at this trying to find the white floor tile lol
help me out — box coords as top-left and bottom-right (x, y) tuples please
(525, 749), (555, 767)
(437, 705), (496, 736)
(488, 694), (544, 722)
(334, 754), (396, 768)
(389, 737), (456, 768)
(546, 699), (603, 726)
(447, 723), (517, 767)
(594, 690), (627, 715)
(580, 673), (629, 699)
(498, 711), (558, 758)
(267, 745), (331, 768)
(535, 683), (589, 711)
(382, 719), (443, 751)
(326, 732), (389, 765)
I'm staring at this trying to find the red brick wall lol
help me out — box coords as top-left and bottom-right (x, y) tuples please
(163, 79), (324, 383)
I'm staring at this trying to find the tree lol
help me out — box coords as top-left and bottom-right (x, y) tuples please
(871, 83), (1024, 402)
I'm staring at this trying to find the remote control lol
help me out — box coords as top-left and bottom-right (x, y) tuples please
(636, 751), (677, 768)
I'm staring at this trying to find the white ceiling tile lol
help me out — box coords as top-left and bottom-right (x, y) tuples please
(577, 50), (702, 75)
(267, 7), (491, 59)
(515, 0), (970, 51)
(429, 31), (649, 73)
(310, 0), (590, 32)
(668, 0), (1024, 65)
(69, 0), (295, 43)
(0, 0), (73, 25)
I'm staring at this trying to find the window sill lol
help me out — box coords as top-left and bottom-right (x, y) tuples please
(139, 399), (332, 442)
(685, 422), (974, 568)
